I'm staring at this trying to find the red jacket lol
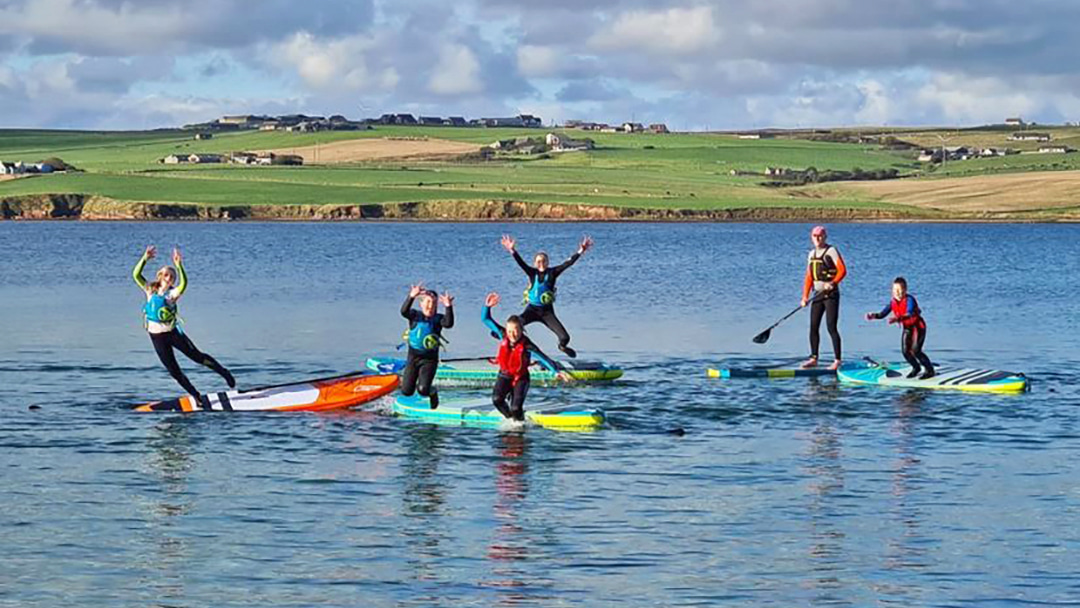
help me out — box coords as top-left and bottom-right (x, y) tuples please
(496, 338), (531, 385)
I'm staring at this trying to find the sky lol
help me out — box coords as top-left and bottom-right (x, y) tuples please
(2, 0), (1080, 130)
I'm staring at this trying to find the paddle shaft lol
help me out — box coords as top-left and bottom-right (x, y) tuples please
(753, 292), (824, 343)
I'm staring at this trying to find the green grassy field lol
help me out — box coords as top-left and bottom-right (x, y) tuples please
(1, 124), (1078, 216)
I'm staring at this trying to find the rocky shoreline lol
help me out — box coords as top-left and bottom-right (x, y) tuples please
(2, 193), (1076, 222)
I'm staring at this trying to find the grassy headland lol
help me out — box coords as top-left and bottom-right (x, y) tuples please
(2, 124), (1079, 221)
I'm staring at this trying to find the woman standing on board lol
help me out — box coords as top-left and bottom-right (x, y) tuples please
(500, 234), (593, 358)
(400, 283), (454, 409)
(133, 245), (235, 400)
(800, 226), (847, 370)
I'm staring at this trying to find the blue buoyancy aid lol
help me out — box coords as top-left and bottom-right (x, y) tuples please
(406, 315), (444, 353)
(525, 272), (556, 306)
(144, 293), (178, 325)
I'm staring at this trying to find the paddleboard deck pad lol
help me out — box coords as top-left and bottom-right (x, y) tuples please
(708, 361), (872, 379)
(134, 372), (399, 412)
(367, 356), (622, 387)
(838, 363), (1028, 394)
(392, 394), (605, 430)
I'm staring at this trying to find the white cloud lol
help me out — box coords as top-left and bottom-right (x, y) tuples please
(517, 44), (558, 78)
(270, 31), (398, 92)
(428, 43), (483, 95)
(590, 6), (719, 56)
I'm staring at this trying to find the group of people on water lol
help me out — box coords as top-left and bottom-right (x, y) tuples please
(134, 224), (934, 421)
(396, 235), (591, 421)
(134, 234), (593, 422)
(801, 225), (934, 379)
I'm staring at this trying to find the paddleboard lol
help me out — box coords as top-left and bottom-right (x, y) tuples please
(133, 372), (399, 412)
(366, 356), (623, 387)
(837, 363), (1028, 394)
(707, 361), (872, 379)
(392, 394), (605, 430)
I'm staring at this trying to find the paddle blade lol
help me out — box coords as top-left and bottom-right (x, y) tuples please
(752, 329), (771, 344)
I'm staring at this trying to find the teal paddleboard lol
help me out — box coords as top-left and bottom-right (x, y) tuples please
(392, 394), (605, 430)
(838, 362), (1028, 394)
(707, 361), (871, 379)
(367, 356), (622, 387)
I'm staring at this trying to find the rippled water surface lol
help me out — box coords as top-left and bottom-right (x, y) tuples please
(2, 222), (1079, 607)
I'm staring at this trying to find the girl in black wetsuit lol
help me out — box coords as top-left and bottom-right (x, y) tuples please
(399, 283), (454, 409)
(500, 234), (592, 358)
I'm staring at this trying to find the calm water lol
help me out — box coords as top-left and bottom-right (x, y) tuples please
(1, 222), (1079, 607)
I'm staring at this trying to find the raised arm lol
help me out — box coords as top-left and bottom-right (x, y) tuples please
(132, 245), (154, 291)
(171, 249), (188, 298)
(401, 283), (422, 319)
(440, 292), (455, 328)
(511, 249), (535, 276)
(481, 305), (505, 340)
(481, 292), (505, 339)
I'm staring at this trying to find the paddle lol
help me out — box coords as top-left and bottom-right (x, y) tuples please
(752, 293), (822, 344)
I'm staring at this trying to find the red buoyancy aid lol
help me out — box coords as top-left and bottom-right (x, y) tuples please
(496, 338), (530, 384)
(890, 295), (926, 329)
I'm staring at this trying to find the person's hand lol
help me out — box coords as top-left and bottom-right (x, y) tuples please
(578, 235), (593, 255)
(408, 283), (424, 298)
(171, 248), (182, 265)
(820, 282), (834, 292)
(439, 292), (454, 307)
(888, 316), (899, 325)
(485, 292), (501, 308)
(865, 312), (875, 321)
(800, 297), (808, 308)
(556, 371), (574, 383)
(500, 234), (516, 253)
(144, 245), (157, 259)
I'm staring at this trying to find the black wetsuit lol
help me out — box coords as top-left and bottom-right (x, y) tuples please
(513, 250), (580, 356)
(400, 295), (454, 407)
(151, 330), (234, 397)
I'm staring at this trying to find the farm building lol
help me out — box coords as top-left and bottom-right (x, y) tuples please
(1010, 132), (1051, 142)
(1037, 145), (1073, 154)
(649, 124), (670, 134)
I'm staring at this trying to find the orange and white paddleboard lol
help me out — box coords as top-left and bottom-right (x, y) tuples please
(133, 372), (399, 412)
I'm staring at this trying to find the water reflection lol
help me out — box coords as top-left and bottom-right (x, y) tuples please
(143, 418), (195, 604)
(400, 425), (449, 583)
(802, 418), (851, 607)
(884, 391), (930, 574)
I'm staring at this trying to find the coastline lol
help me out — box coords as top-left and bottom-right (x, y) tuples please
(2, 193), (1078, 222)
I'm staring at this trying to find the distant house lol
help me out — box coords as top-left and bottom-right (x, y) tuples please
(1010, 132), (1051, 142)
(259, 122), (280, 131)
(545, 132), (594, 152)
(194, 132), (213, 140)
(0, 161), (17, 175)
(648, 123), (670, 134)
(219, 115), (253, 125)
(188, 154), (223, 164)
(621, 122), (644, 133)
(1038, 145), (1073, 154)
(445, 116), (468, 126)
(419, 116), (444, 126)
(738, 132), (774, 140)
(1005, 117), (1024, 127)
(35, 163), (54, 173)
(917, 150), (937, 162)
(162, 154), (187, 164)
(378, 113), (418, 125)
(481, 114), (543, 128)
(979, 147), (1013, 157)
